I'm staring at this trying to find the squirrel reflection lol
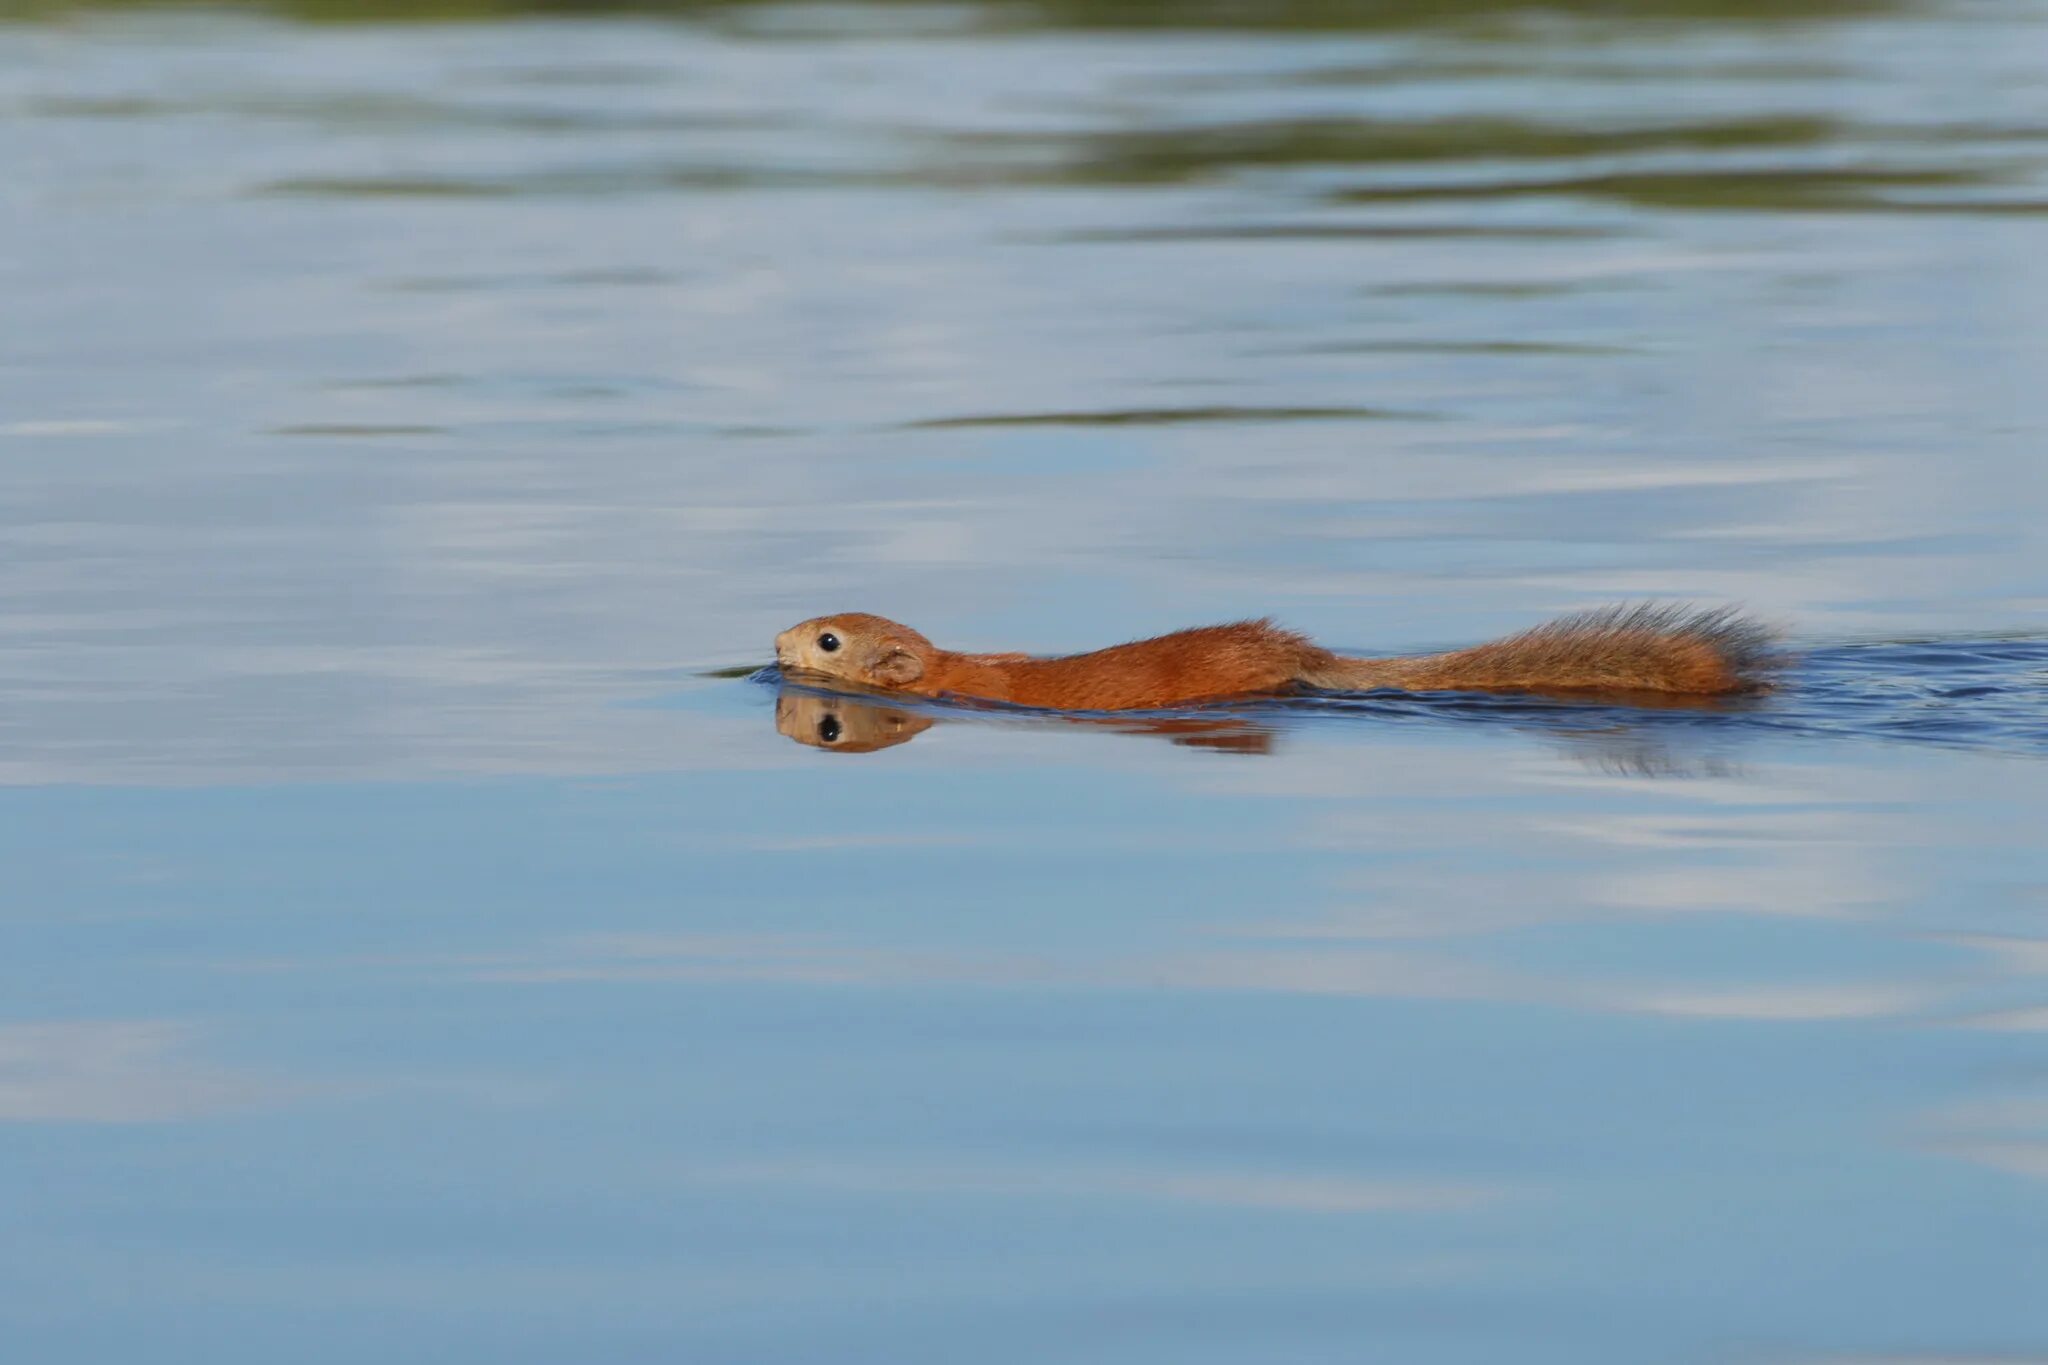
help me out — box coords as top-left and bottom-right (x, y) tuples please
(777, 691), (935, 753)
(774, 685), (1750, 775)
(776, 688), (1276, 755)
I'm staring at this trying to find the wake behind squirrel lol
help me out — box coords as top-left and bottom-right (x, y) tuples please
(774, 604), (1780, 710)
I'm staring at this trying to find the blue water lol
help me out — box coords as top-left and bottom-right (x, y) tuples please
(4, 1), (2048, 1361)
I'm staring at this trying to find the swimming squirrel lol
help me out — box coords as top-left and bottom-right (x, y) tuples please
(775, 603), (1780, 710)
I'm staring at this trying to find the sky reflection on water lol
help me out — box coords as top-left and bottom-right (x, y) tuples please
(2, 1), (2047, 1361)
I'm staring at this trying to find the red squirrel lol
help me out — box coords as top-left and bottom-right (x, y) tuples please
(774, 604), (1778, 710)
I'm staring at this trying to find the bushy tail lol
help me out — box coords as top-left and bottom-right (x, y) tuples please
(1306, 604), (1783, 697)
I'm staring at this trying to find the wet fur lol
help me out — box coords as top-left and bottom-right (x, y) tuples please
(1300, 604), (1781, 698)
(777, 604), (1780, 710)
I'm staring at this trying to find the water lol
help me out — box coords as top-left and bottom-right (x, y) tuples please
(4, 1), (2048, 1360)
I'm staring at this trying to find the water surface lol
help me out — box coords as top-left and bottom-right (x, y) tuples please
(3, 1), (2047, 1361)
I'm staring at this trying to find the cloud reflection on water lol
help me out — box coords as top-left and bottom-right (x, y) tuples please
(0, 1021), (276, 1123)
(446, 929), (1952, 1026)
(689, 1160), (1504, 1216)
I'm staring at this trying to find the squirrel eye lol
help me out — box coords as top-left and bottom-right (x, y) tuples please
(818, 716), (842, 743)
(818, 632), (841, 653)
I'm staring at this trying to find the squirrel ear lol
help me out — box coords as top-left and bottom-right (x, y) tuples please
(867, 643), (925, 687)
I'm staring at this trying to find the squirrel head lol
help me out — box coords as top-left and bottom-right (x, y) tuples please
(775, 613), (935, 691)
(775, 691), (933, 753)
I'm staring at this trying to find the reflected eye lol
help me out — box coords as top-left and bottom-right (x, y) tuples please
(818, 632), (841, 653)
(818, 715), (842, 744)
